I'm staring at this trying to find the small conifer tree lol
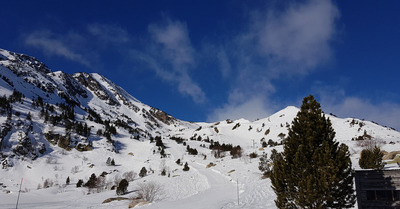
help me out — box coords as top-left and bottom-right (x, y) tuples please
(85, 173), (97, 188)
(155, 137), (164, 148)
(76, 179), (83, 187)
(116, 179), (129, 195)
(271, 95), (355, 208)
(183, 162), (190, 171)
(161, 169), (166, 176)
(359, 146), (385, 170)
(160, 148), (165, 158)
(66, 176), (70, 185)
(139, 167), (147, 178)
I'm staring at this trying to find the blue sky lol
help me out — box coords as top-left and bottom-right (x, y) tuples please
(1, 0), (400, 130)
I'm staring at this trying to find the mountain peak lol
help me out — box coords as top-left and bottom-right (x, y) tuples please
(0, 49), (400, 208)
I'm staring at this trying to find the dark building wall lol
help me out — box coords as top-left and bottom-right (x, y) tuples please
(355, 169), (400, 209)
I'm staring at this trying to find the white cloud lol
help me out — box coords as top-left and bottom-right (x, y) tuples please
(256, 0), (339, 74)
(208, 0), (340, 122)
(146, 19), (206, 103)
(24, 30), (91, 67)
(148, 20), (195, 68)
(217, 48), (231, 78)
(321, 97), (400, 131)
(312, 85), (400, 131)
(207, 97), (274, 122)
(87, 23), (129, 44)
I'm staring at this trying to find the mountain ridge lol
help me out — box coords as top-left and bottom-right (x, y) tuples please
(0, 48), (399, 208)
(1, 48), (399, 159)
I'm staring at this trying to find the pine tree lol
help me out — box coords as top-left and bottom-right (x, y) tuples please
(271, 95), (355, 208)
(111, 158), (115, 166)
(139, 167), (147, 178)
(66, 176), (70, 185)
(76, 179), (83, 187)
(183, 162), (190, 171)
(85, 173), (97, 188)
(161, 169), (166, 176)
(359, 146), (385, 170)
(26, 112), (32, 120)
(156, 136), (164, 148)
(160, 148), (165, 158)
(116, 179), (129, 195)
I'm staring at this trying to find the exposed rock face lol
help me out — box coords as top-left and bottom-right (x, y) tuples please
(149, 108), (176, 125)
(0, 48), (181, 163)
(74, 72), (118, 105)
(56, 72), (88, 99)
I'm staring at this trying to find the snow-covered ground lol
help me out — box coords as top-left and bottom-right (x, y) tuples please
(1, 104), (399, 209)
(1, 48), (399, 208)
(1, 105), (400, 208)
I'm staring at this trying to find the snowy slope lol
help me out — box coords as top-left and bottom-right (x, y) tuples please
(0, 48), (399, 208)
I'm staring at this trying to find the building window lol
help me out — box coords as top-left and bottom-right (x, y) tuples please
(376, 190), (393, 201)
(366, 190), (376, 200)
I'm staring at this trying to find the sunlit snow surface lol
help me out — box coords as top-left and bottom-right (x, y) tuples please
(2, 106), (399, 208)
(1, 49), (399, 208)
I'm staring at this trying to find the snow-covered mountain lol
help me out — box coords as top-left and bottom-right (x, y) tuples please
(0, 48), (399, 209)
(0, 48), (195, 162)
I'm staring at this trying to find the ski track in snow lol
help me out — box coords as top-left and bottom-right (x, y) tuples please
(140, 162), (237, 209)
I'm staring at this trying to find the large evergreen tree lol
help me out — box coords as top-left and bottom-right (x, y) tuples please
(271, 95), (355, 208)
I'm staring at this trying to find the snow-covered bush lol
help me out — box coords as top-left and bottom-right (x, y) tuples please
(249, 152), (258, 158)
(45, 157), (58, 164)
(258, 153), (272, 178)
(136, 181), (164, 202)
(113, 174), (122, 186)
(43, 178), (53, 188)
(123, 171), (137, 182)
(71, 165), (80, 174)
(230, 146), (242, 158)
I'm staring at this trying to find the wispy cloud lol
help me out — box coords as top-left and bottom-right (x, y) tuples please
(256, 0), (340, 74)
(133, 49), (206, 104)
(87, 23), (129, 44)
(207, 0), (340, 122)
(207, 97), (273, 122)
(323, 96), (400, 131)
(145, 19), (206, 103)
(148, 20), (194, 69)
(311, 84), (400, 130)
(216, 48), (231, 78)
(24, 30), (91, 67)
